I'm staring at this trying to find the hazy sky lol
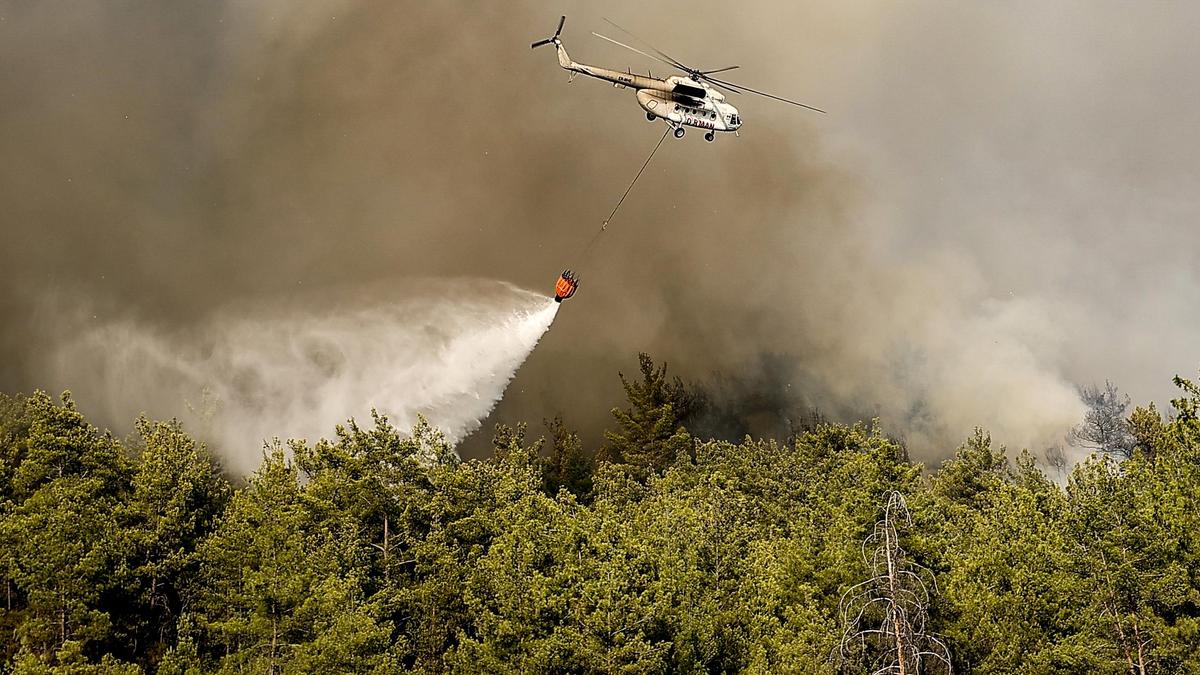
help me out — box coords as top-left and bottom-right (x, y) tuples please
(3, 1), (1198, 462)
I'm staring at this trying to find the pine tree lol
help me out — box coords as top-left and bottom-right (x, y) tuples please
(0, 392), (31, 504)
(189, 446), (328, 672)
(1126, 403), (1165, 461)
(541, 415), (594, 499)
(114, 417), (230, 663)
(294, 411), (433, 588)
(0, 392), (130, 665)
(602, 353), (695, 473)
(9, 392), (128, 502)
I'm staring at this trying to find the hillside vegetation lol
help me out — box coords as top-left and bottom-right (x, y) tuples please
(2, 357), (1199, 673)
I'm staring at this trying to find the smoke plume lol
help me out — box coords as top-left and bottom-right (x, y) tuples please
(4, 1), (1199, 464)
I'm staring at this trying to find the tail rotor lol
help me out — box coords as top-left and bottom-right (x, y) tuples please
(531, 15), (566, 49)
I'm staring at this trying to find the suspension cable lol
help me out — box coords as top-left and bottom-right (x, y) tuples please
(577, 126), (672, 259)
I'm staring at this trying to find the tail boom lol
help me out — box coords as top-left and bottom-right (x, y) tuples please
(533, 16), (668, 89)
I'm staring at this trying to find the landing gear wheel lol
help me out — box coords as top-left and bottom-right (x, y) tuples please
(646, 111), (656, 122)
(673, 126), (686, 139)
(704, 131), (715, 142)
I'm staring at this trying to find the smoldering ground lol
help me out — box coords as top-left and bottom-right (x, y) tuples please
(4, 1), (1199, 467)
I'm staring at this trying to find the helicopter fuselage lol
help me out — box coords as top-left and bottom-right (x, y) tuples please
(533, 16), (821, 137)
(634, 88), (740, 134)
(552, 42), (742, 138)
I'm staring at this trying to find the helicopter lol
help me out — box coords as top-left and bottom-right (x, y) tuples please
(531, 16), (823, 142)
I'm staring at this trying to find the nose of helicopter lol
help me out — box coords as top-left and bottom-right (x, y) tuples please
(726, 107), (742, 130)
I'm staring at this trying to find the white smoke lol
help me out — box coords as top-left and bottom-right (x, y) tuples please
(44, 279), (559, 472)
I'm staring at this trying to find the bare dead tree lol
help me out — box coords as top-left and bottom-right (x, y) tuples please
(839, 492), (952, 675)
(1044, 445), (1069, 478)
(1067, 381), (1136, 460)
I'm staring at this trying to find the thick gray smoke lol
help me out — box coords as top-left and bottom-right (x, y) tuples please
(4, 1), (1198, 464)
(42, 280), (557, 473)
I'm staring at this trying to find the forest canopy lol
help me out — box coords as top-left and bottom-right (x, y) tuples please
(2, 356), (1199, 674)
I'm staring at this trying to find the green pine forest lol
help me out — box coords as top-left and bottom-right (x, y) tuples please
(2, 355), (1199, 674)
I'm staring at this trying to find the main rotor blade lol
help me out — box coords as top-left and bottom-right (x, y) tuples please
(554, 15), (565, 38)
(595, 17), (825, 113)
(705, 79), (744, 95)
(602, 17), (694, 73)
(591, 32), (681, 73)
(704, 76), (826, 113)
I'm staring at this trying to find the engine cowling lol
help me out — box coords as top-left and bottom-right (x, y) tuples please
(636, 90), (679, 122)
